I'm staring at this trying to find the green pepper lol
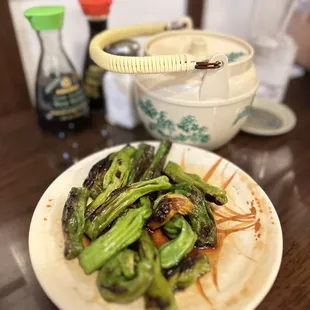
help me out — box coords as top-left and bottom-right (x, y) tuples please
(164, 161), (228, 205)
(165, 253), (211, 291)
(173, 183), (217, 247)
(121, 145), (137, 158)
(62, 187), (89, 259)
(147, 193), (194, 230)
(128, 143), (155, 184)
(83, 153), (115, 199)
(141, 140), (172, 181)
(79, 201), (152, 274)
(143, 231), (177, 310)
(119, 249), (136, 279)
(85, 176), (171, 240)
(85, 146), (135, 217)
(97, 248), (153, 303)
(160, 215), (197, 269)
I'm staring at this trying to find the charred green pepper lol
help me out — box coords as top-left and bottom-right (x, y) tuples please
(173, 183), (217, 247)
(79, 201), (152, 274)
(165, 253), (211, 291)
(97, 249), (153, 303)
(83, 153), (115, 199)
(85, 176), (171, 240)
(62, 187), (89, 259)
(128, 144), (155, 184)
(143, 231), (177, 310)
(141, 140), (172, 181)
(85, 146), (135, 216)
(160, 215), (197, 269)
(147, 193), (194, 230)
(164, 161), (228, 205)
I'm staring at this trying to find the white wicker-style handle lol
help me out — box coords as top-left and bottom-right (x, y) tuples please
(89, 17), (196, 74)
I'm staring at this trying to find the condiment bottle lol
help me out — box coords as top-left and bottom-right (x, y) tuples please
(79, 0), (112, 111)
(104, 39), (141, 129)
(24, 6), (90, 134)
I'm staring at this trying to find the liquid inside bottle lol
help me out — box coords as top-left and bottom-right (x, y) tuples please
(25, 6), (90, 135)
(36, 29), (90, 134)
(83, 18), (107, 111)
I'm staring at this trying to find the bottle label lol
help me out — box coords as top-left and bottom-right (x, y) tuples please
(37, 73), (89, 122)
(83, 64), (104, 99)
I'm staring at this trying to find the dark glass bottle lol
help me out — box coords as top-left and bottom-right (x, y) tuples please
(25, 6), (90, 135)
(83, 18), (107, 110)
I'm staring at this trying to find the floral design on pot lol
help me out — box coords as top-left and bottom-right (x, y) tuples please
(226, 51), (246, 63)
(138, 99), (210, 143)
(232, 102), (253, 126)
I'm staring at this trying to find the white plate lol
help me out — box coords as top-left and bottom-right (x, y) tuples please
(29, 142), (282, 310)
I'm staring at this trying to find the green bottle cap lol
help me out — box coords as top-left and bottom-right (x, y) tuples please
(24, 6), (65, 30)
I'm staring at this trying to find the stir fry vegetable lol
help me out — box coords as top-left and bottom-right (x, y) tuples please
(148, 193), (194, 230)
(61, 141), (227, 309)
(165, 253), (211, 291)
(85, 146), (135, 216)
(173, 183), (217, 247)
(142, 231), (177, 310)
(164, 161), (228, 205)
(141, 140), (171, 181)
(80, 200), (152, 274)
(83, 152), (115, 199)
(160, 215), (197, 269)
(62, 187), (89, 259)
(85, 176), (171, 240)
(97, 248), (152, 303)
(128, 144), (155, 183)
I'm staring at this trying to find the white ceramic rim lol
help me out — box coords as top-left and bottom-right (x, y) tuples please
(28, 141), (283, 310)
(135, 77), (259, 107)
(144, 30), (254, 68)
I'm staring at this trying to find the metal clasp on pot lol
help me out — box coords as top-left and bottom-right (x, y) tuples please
(195, 61), (222, 70)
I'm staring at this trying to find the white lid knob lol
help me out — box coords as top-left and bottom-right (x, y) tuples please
(188, 37), (208, 61)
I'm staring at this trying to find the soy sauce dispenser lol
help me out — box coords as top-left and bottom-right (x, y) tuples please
(80, 0), (112, 111)
(24, 6), (90, 134)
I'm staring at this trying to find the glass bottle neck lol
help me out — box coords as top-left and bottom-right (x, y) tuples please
(88, 18), (108, 38)
(36, 29), (74, 78)
(37, 29), (63, 55)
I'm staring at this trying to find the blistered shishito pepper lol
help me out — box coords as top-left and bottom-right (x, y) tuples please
(85, 176), (171, 240)
(83, 152), (115, 199)
(97, 249), (153, 303)
(173, 183), (217, 247)
(143, 231), (177, 310)
(164, 161), (228, 205)
(141, 140), (172, 181)
(62, 187), (89, 259)
(165, 253), (211, 291)
(79, 201), (152, 274)
(159, 215), (197, 269)
(147, 193), (194, 230)
(85, 146), (136, 216)
(128, 144), (154, 184)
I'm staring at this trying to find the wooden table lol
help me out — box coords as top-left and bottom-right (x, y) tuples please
(0, 76), (309, 310)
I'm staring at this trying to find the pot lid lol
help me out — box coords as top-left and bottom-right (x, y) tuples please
(145, 30), (253, 64)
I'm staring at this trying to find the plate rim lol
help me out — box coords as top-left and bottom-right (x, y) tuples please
(28, 141), (283, 310)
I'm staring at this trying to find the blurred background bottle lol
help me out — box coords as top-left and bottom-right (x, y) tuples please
(24, 6), (90, 135)
(80, 0), (112, 111)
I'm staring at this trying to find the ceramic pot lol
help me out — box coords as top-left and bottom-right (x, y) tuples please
(135, 77), (257, 150)
(135, 30), (258, 150)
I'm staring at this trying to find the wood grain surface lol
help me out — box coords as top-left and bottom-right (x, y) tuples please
(0, 1), (30, 116)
